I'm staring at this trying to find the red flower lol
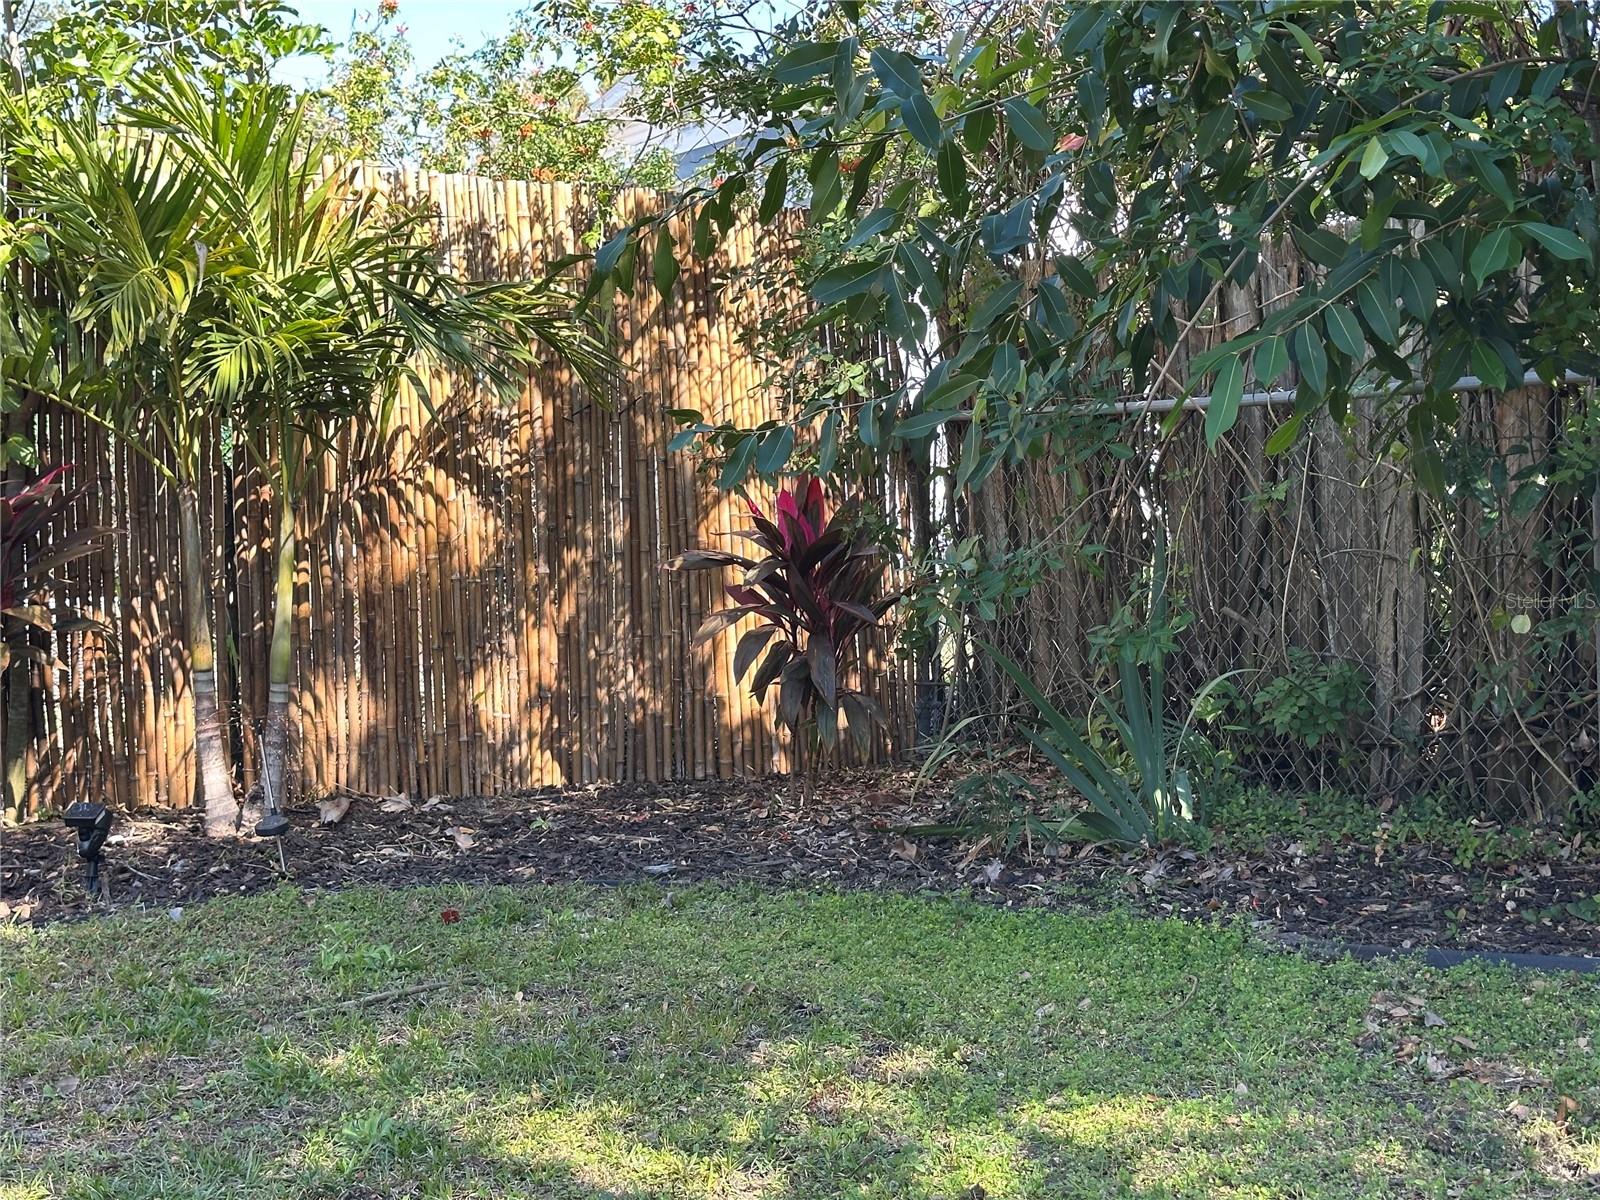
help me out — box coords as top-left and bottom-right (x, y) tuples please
(839, 157), (862, 173)
(440, 908), (461, 923)
(518, 123), (534, 138)
(379, 0), (398, 13)
(1057, 133), (1087, 152)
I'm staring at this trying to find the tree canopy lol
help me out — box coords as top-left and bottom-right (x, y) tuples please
(591, 0), (1600, 499)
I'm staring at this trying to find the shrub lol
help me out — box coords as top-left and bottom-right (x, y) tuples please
(666, 476), (902, 762)
(1251, 650), (1373, 748)
(1, 464), (110, 673)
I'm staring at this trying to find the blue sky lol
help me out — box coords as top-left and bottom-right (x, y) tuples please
(279, 0), (532, 86)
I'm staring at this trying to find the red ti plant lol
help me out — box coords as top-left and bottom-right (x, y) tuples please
(2, 465), (112, 814)
(1, 465), (110, 673)
(666, 476), (901, 772)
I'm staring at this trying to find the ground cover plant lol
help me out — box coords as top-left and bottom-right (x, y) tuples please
(3, 883), (1600, 1199)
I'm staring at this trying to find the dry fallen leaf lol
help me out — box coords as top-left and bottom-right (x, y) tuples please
(1557, 1095), (1580, 1127)
(1423, 1010), (1447, 1028)
(1423, 1054), (1454, 1079)
(448, 826), (476, 851)
(379, 795), (412, 814)
(317, 795), (352, 825)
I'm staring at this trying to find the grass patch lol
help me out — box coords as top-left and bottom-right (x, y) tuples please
(2, 883), (1597, 1197)
(1211, 789), (1554, 866)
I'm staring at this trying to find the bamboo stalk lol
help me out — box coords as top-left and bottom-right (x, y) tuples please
(531, 182), (561, 785)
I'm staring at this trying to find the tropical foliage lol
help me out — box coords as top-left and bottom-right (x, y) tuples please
(313, 0), (758, 190)
(0, 465), (111, 812)
(592, 2), (1600, 495)
(3, 17), (611, 828)
(0, 466), (108, 674)
(666, 476), (899, 763)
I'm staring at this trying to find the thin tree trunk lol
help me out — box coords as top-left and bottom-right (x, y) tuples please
(260, 478), (296, 818)
(181, 485), (235, 836)
(2, 652), (28, 816)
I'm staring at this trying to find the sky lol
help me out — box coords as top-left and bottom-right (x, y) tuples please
(277, 0), (533, 88)
(274, 0), (776, 169)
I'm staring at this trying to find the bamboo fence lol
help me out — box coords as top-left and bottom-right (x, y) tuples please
(9, 173), (914, 813)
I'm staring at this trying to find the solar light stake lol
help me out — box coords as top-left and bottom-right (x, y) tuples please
(62, 803), (112, 898)
(254, 725), (289, 839)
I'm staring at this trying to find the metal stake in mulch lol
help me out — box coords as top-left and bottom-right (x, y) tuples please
(62, 802), (112, 898)
(254, 723), (290, 875)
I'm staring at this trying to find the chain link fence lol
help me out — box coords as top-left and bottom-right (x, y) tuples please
(929, 384), (1600, 824)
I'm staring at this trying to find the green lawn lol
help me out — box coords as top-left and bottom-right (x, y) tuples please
(2, 885), (1597, 1199)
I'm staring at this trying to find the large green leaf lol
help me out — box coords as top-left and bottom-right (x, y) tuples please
(1468, 227), (1518, 288)
(1001, 97), (1055, 152)
(870, 47), (923, 99)
(1521, 222), (1591, 266)
(758, 158), (789, 223)
(652, 227), (679, 300)
(811, 258), (887, 305)
(901, 91), (943, 150)
(1205, 353), (1244, 447)
(936, 140), (968, 212)
(772, 40), (844, 84)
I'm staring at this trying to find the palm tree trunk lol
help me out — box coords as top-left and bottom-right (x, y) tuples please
(260, 480), (296, 815)
(180, 485), (235, 836)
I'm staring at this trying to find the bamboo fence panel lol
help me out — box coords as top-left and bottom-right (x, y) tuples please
(12, 172), (914, 814)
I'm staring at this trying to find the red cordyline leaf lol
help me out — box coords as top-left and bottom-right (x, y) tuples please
(3, 465), (75, 609)
(767, 474), (827, 554)
(678, 473), (901, 744)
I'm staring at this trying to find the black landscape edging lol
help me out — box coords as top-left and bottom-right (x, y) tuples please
(1271, 931), (1600, 974)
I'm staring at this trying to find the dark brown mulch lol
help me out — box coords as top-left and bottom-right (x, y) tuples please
(4, 769), (1599, 957)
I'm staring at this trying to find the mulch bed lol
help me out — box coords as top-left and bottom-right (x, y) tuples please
(4, 768), (1599, 957)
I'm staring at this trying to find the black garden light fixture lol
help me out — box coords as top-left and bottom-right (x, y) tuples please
(62, 802), (112, 897)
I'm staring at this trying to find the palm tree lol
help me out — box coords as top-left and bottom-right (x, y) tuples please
(5, 101), (242, 831)
(6, 67), (611, 832)
(130, 71), (611, 819)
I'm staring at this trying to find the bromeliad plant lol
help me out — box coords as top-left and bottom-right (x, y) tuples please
(666, 476), (900, 779)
